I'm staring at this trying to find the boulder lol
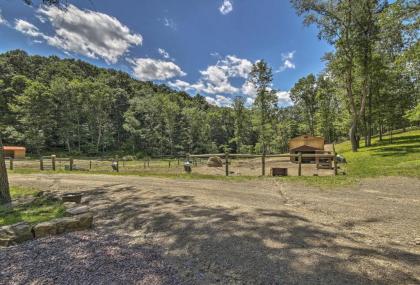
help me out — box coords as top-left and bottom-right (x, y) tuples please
(64, 205), (90, 216)
(0, 222), (33, 247)
(32, 221), (58, 238)
(33, 213), (94, 238)
(207, 156), (223, 167)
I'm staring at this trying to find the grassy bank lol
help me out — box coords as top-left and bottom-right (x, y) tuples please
(336, 129), (420, 178)
(0, 187), (65, 227)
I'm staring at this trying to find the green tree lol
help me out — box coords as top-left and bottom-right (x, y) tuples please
(248, 60), (277, 161)
(290, 74), (318, 136)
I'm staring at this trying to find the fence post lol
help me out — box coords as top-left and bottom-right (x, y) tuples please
(225, 152), (229, 176)
(89, 160), (92, 170)
(51, 155), (56, 171)
(169, 160), (171, 168)
(69, 158), (74, 171)
(147, 158), (150, 168)
(40, 157), (44, 171)
(298, 152), (302, 176)
(333, 155), (338, 175)
(116, 159), (119, 172)
(262, 153), (266, 176)
(9, 158), (14, 171)
(143, 159), (146, 169)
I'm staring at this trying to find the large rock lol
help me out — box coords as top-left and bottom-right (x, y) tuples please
(32, 221), (58, 238)
(207, 156), (223, 167)
(64, 205), (90, 216)
(0, 222), (33, 247)
(33, 213), (94, 238)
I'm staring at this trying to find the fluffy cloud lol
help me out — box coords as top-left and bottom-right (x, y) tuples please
(276, 90), (293, 106)
(158, 48), (170, 59)
(169, 55), (252, 95)
(205, 95), (233, 107)
(219, 0), (233, 15)
(0, 10), (7, 26)
(14, 5), (142, 64)
(277, 51), (296, 72)
(14, 19), (43, 37)
(129, 58), (186, 81)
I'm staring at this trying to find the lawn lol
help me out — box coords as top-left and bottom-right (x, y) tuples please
(0, 187), (65, 227)
(336, 129), (420, 178)
(7, 130), (420, 188)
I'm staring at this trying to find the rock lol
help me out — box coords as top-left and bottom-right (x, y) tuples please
(415, 238), (420, 245)
(64, 206), (90, 216)
(33, 213), (94, 238)
(63, 202), (78, 209)
(33, 221), (58, 238)
(207, 156), (223, 167)
(0, 222), (33, 247)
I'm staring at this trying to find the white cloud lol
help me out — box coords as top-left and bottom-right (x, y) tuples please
(129, 58), (186, 81)
(18, 4), (143, 64)
(276, 90), (293, 106)
(14, 19), (43, 37)
(219, 0), (233, 15)
(277, 51), (296, 72)
(158, 48), (170, 59)
(241, 80), (257, 98)
(0, 10), (7, 26)
(205, 95), (233, 107)
(169, 54), (253, 96)
(162, 17), (177, 30)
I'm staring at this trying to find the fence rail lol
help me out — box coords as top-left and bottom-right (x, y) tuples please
(5, 151), (339, 177)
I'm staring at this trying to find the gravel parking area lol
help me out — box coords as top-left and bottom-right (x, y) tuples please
(5, 174), (420, 284)
(0, 231), (181, 285)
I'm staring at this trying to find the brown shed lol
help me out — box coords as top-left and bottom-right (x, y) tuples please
(3, 146), (26, 159)
(289, 135), (324, 163)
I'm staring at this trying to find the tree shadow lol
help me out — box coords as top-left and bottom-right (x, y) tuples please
(78, 184), (420, 284)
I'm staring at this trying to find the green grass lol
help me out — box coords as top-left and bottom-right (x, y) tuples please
(336, 129), (420, 178)
(0, 187), (65, 227)
(8, 130), (420, 188)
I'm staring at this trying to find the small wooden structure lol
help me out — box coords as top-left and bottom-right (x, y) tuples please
(271, 167), (288, 176)
(3, 146), (26, 159)
(289, 135), (325, 163)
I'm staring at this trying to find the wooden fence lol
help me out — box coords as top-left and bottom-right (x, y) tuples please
(5, 151), (338, 177)
(188, 152), (338, 176)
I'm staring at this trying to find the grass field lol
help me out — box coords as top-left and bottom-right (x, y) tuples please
(336, 129), (420, 177)
(0, 187), (65, 226)
(7, 130), (420, 187)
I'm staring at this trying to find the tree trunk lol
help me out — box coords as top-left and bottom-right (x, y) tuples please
(0, 136), (11, 205)
(349, 119), (358, 152)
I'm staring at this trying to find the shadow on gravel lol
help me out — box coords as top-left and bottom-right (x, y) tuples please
(0, 232), (182, 285)
(35, 184), (420, 284)
(79, 184), (420, 285)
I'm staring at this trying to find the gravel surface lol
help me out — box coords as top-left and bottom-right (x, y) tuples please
(0, 231), (182, 285)
(7, 174), (420, 284)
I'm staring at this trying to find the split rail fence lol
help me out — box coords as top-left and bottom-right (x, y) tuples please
(5, 151), (339, 177)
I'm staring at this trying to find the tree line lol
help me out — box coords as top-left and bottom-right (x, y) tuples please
(0, 1), (418, 159)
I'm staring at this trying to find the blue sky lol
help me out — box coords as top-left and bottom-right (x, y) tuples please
(0, 0), (333, 106)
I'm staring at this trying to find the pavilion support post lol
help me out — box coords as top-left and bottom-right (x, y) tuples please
(9, 158), (14, 171)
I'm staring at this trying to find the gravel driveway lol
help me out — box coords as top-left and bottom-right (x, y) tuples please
(3, 174), (420, 284)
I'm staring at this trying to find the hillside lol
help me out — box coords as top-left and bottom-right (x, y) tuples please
(336, 129), (420, 178)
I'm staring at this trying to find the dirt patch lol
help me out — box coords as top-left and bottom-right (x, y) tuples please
(6, 174), (420, 284)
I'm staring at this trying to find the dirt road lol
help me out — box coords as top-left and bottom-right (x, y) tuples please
(5, 174), (420, 284)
